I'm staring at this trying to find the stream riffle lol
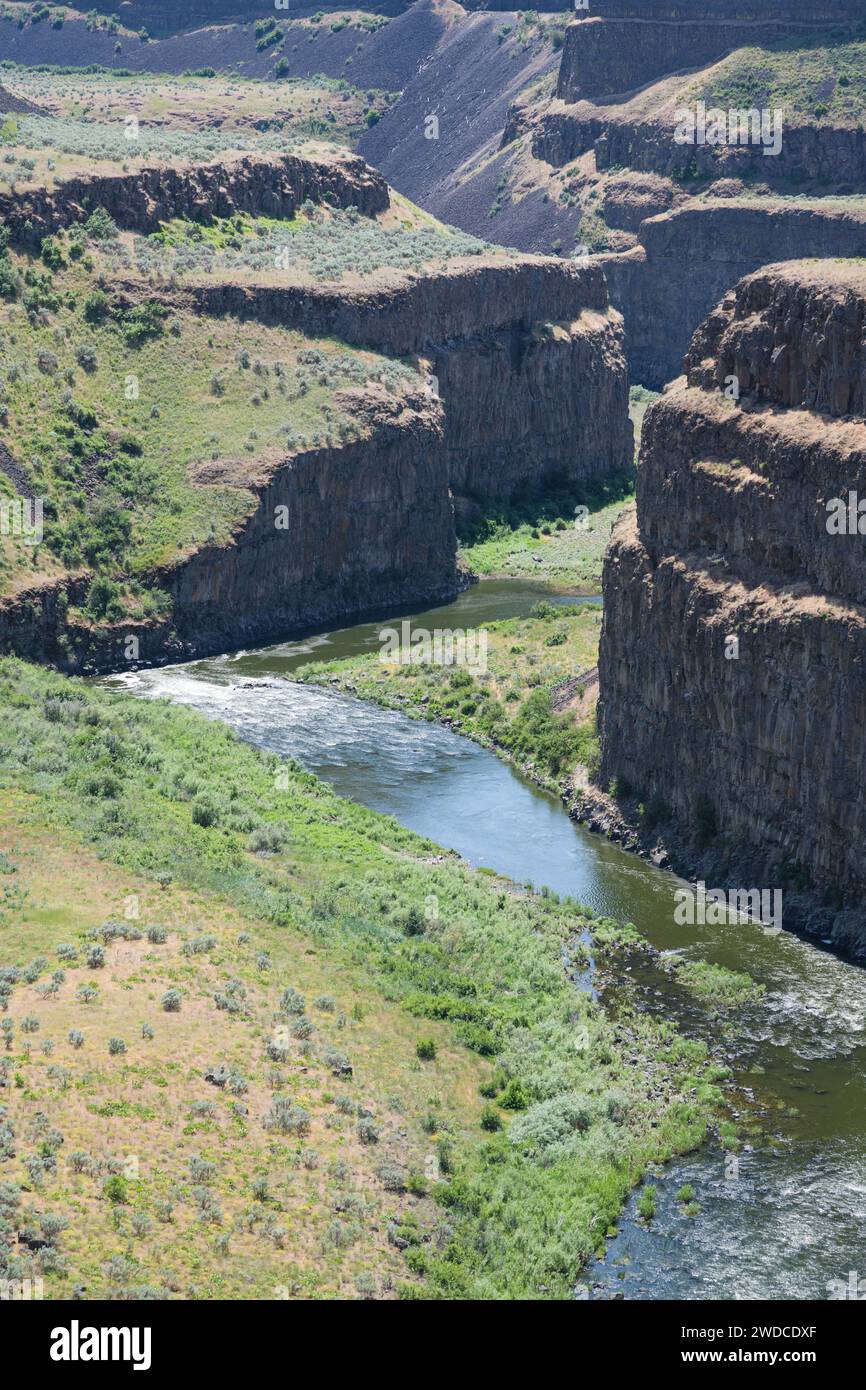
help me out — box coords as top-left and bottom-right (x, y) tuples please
(105, 579), (866, 1301)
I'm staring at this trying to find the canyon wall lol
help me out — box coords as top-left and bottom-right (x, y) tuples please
(0, 386), (457, 672)
(598, 260), (866, 954)
(597, 201), (866, 388)
(158, 256), (632, 500)
(535, 108), (866, 190)
(165, 386), (458, 654)
(558, 18), (814, 105)
(556, 8), (860, 103)
(84, 0), (863, 35)
(0, 153), (631, 670)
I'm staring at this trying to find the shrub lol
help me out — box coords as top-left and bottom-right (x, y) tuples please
(107, 1037), (126, 1056)
(278, 987), (305, 1016)
(67, 1030), (84, 1049)
(497, 1078), (530, 1111)
(264, 1098), (310, 1136)
(103, 1175), (128, 1204)
(83, 290), (110, 323)
(415, 1038), (437, 1061)
(160, 989), (182, 1013)
(85, 945), (105, 969)
(356, 1117), (379, 1144)
(480, 1104), (502, 1132)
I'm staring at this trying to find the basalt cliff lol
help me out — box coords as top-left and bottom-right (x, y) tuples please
(597, 260), (866, 955)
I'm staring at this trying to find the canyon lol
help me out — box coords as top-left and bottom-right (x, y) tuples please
(0, 148), (630, 672)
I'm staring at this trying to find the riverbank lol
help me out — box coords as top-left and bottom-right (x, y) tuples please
(0, 656), (729, 1299)
(295, 599), (602, 792)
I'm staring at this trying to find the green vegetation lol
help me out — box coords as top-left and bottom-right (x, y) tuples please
(457, 390), (652, 591)
(692, 27), (866, 127)
(297, 601), (602, 788)
(0, 232), (417, 599)
(459, 475), (633, 592)
(134, 205), (501, 286)
(0, 657), (726, 1298)
(666, 959), (766, 1011)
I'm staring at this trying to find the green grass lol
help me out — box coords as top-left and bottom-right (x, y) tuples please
(691, 28), (866, 127)
(666, 959), (766, 1011)
(0, 228), (417, 599)
(0, 656), (726, 1298)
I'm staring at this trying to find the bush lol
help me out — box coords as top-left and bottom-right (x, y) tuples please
(107, 1037), (126, 1056)
(84, 208), (119, 241)
(67, 1030), (84, 1049)
(160, 989), (182, 1013)
(103, 1175), (128, 1204)
(356, 1118), (379, 1144)
(278, 987), (305, 1016)
(83, 289), (110, 323)
(191, 798), (219, 828)
(480, 1104), (502, 1132)
(85, 944), (105, 969)
(264, 1098), (310, 1136)
(415, 1038), (437, 1061)
(637, 1185), (657, 1222)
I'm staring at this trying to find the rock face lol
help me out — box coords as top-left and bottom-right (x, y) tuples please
(180, 257), (631, 501)
(0, 387), (456, 672)
(0, 151), (388, 244)
(598, 260), (866, 954)
(0, 154), (631, 671)
(598, 202), (866, 388)
(165, 386), (458, 655)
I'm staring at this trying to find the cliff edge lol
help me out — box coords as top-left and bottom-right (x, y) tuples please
(598, 259), (866, 955)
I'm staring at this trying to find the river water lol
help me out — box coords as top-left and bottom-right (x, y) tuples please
(104, 578), (866, 1301)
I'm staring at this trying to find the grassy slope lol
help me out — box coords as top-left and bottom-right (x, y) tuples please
(0, 657), (726, 1299)
(0, 231), (415, 602)
(690, 28), (866, 127)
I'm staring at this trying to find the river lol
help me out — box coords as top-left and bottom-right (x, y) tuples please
(103, 578), (866, 1302)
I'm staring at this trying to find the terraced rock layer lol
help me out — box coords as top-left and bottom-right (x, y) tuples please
(0, 151), (630, 671)
(132, 254), (631, 502)
(598, 261), (866, 954)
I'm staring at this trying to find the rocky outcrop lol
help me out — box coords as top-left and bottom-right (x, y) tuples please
(0, 386), (458, 674)
(0, 152), (630, 671)
(598, 260), (866, 955)
(0, 151), (389, 245)
(164, 385), (459, 656)
(597, 201), (866, 388)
